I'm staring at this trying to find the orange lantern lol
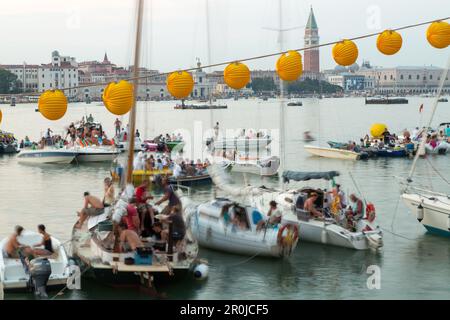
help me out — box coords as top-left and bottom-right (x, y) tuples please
(276, 50), (303, 81)
(102, 80), (134, 116)
(377, 30), (402, 55)
(38, 90), (68, 121)
(426, 21), (450, 49)
(166, 71), (194, 99)
(332, 39), (358, 66)
(224, 62), (250, 90)
(0, 109), (2, 124)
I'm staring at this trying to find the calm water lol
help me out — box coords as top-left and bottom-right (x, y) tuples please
(1, 97), (450, 299)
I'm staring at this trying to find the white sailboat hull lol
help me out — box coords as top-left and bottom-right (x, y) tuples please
(304, 145), (360, 160)
(402, 192), (450, 237)
(230, 156), (280, 177)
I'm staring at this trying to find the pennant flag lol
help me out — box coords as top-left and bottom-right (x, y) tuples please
(419, 104), (424, 113)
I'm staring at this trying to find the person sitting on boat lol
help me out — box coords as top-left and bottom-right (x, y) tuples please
(173, 162), (183, 178)
(151, 221), (163, 241)
(155, 177), (182, 215)
(382, 128), (391, 145)
(117, 222), (143, 252)
(159, 206), (186, 247)
(135, 180), (153, 205)
(76, 192), (105, 228)
(156, 158), (164, 171)
(231, 206), (249, 230)
(32, 224), (54, 256)
(304, 193), (323, 219)
(103, 177), (115, 207)
(2, 226), (34, 258)
(138, 203), (155, 237)
(185, 161), (196, 176)
(363, 134), (370, 147)
(256, 201), (282, 231)
(347, 194), (364, 221)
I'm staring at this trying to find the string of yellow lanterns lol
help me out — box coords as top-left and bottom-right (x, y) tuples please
(224, 62), (251, 89)
(30, 20), (449, 121)
(102, 80), (134, 116)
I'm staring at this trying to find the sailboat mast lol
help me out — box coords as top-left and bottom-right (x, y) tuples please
(278, 0), (286, 188)
(126, 0), (145, 184)
(407, 56), (450, 182)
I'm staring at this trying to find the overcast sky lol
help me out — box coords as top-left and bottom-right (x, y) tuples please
(0, 0), (448, 71)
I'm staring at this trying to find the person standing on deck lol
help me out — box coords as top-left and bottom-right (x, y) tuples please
(155, 177), (182, 215)
(114, 118), (122, 137)
(214, 122), (219, 139)
(103, 177), (115, 207)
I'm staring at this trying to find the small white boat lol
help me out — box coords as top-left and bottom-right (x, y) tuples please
(114, 136), (143, 152)
(70, 146), (120, 163)
(250, 171), (383, 250)
(425, 141), (449, 155)
(17, 149), (76, 164)
(304, 145), (360, 160)
(0, 231), (71, 293)
(402, 188), (450, 237)
(212, 137), (272, 151)
(185, 198), (299, 258)
(229, 155), (280, 176)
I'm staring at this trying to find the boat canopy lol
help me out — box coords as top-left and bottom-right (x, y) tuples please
(282, 170), (340, 183)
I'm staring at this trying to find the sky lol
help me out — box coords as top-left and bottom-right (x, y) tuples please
(0, 0), (448, 72)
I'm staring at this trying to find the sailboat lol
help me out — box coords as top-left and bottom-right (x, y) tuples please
(401, 58), (450, 237)
(71, 0), (200, 288)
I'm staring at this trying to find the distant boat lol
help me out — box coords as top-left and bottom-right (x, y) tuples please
(10, 97), (16, 107)
(209, 137), (272, 151)
(438, 97), (448, 102)
(287, 101), (302, 106)
(304, 145), (360, 160)
(169, 173), (212, 187)
(365, 97), (408, 104)
(174, 104), (227, 110)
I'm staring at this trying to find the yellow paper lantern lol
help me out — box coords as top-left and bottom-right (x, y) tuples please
(102, 80), (134, 116)
(332, 39), (359, 66)
(224, 62), (250, 90)
(377, 30), (402, 55)
(38, 90), (68, 121)
(166, 71), (194, 99)
(370, 123), (387, 138)
(276, 50), (303, 81)
(426, 21), (450, 49)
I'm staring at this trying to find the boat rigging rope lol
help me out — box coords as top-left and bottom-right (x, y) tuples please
(425, 156), (450, 186)
(10, 16), (450, 98)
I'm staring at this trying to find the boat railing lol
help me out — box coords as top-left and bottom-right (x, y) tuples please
(173, 184), (192, 197)
(405, 185), (450, 199)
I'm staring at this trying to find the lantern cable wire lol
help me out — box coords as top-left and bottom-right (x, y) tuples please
(11, 16), (450, 98)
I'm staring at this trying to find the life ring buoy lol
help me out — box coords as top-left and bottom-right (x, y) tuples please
(277, 224), (299, 246)
(365, 202), (376, 223)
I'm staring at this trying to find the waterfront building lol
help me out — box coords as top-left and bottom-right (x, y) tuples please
(38, 50), (79, 98)
(0, 63), (39, 92)
(326, 73), (365, 92)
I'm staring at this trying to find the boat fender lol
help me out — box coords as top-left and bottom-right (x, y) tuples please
(416, 204), (424, 222)
(193, 263), (209, 280)
(447, 214), (450, 231)
(365, 203), (376, 223)
(277, 224), (299, 246)
(321, 229), (327, 244)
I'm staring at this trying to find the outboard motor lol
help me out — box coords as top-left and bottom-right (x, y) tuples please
(29, 258), (52, 299)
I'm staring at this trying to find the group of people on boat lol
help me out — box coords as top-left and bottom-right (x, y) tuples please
(2, 225), (54, 259)
(75, 177), (187, 253)
(0, 131), (17, 145)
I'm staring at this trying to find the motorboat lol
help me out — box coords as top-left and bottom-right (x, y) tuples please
(425, 141), (449, 155)
(304, 145), (360, 160)
(0, 131), (20, 154)
(228, 155), (280, 177)
(249, 171), (384, 250)
(17, 148), (77, 164)
(287, 101), (302, 106)
(185, 197), (299, 258)
(169, 173), (212, 187)
(0, 230), (71, 294)
(209, 136), (272, 151)
(70, 145), (121, 163)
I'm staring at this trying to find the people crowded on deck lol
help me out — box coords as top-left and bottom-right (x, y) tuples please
(75, 191), (105, 228)
(159, 206), (186, 246)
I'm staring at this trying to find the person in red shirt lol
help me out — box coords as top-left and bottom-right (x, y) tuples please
(135, 180), (153, 205)
(122, 198), (140, 232)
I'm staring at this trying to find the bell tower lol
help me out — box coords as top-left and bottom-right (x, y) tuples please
(304, 7), (319, 73)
